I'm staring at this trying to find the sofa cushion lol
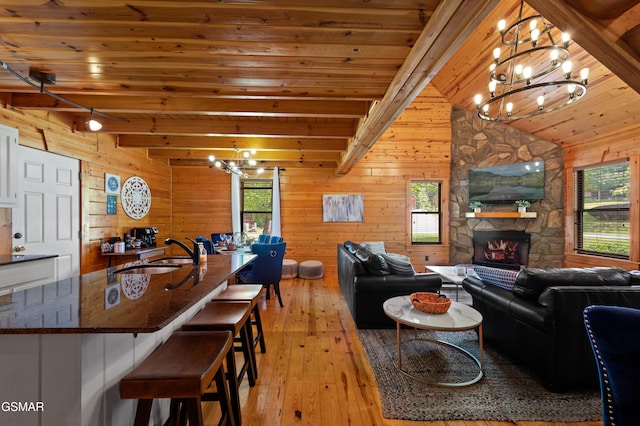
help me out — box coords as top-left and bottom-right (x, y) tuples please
(360, 241), (386, 255)
(512, 267), (631, 299)
(355, 246), (390, 276)
(344, 240), (359, 254)
(473, 265), (520, 290)
(381, 253), (415, 275)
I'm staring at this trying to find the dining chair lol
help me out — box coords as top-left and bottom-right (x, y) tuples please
(237, 242), (287, 307)
(257, 234), (270, 243)
(583, 305), (640, 426)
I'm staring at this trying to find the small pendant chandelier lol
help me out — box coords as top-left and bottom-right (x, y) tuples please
(473, 0), (589, 121)
(208, 148), (264, 178)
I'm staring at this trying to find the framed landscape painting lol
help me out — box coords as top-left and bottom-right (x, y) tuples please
(323, 194), (364, 222)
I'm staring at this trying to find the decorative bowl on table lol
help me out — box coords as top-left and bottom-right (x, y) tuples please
(410, 292), (451, 314)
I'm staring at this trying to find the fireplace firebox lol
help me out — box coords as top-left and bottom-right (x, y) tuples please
(472, 230), (531, 270)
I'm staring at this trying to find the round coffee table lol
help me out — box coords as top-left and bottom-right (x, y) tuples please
(383, 295), (484, 387)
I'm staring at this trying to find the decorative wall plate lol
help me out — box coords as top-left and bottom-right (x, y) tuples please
(121, 176), (151, 219)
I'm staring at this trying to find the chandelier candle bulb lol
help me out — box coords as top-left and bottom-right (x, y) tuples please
(537, 95), (544, 110)
(531, 29), (540, 47)
(580, 68), (589, 84)
(562, 60), (572, 78)
(498, 19), (506, 33)
(493, 47), (501, 61)
(523, 67), (532, 84)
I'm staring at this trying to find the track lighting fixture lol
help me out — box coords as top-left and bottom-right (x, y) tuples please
(0, 60), (129, 128)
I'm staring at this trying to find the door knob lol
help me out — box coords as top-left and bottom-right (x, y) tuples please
(14, 245), (26, 252)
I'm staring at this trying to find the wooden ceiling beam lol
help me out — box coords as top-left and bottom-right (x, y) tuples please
(0, 3), (431, 28)
(80, 117), (356, 138)
(118, 135), (347, 151)
(11, 94), (369, 118)
(169, 159), (337, 168)
(149, 148), (340, 162)
(525, 0), (640, 94)
(337, 0), (501, 175)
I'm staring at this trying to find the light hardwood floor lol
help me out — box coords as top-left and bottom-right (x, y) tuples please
(204, 275), (602, 426)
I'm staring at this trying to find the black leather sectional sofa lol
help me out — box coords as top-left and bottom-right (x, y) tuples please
(337, 242), (442, 328)
(463, 266), (640, 391)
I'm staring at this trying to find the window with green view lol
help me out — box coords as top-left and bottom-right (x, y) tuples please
(241, 180), (273, 237)
(410, 181), (441, 244)
(575, 161), (630, 258)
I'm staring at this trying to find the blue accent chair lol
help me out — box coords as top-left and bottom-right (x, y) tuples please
(237, 242), (286, 307)
(269, 235), (283, 243)
(257, 234), (270, 243)
(583, 305), (640, 426)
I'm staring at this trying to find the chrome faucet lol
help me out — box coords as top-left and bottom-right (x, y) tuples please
(164, 238), (200, 265)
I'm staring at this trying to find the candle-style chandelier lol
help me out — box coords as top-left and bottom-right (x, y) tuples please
(473, 0), (589, 121)
(208, 148), (264, 178)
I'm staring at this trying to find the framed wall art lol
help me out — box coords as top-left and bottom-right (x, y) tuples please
(105, 173), (121, 195)
(322, 194), (364, 222)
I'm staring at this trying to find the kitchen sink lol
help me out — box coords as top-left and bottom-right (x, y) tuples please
(116, 264), (183, 274)
(148, 257), (195, 265)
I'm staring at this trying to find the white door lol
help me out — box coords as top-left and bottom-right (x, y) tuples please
(12, 146), (80, 279)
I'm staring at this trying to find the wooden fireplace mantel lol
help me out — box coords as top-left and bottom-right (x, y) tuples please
(465, 212), (537, 219)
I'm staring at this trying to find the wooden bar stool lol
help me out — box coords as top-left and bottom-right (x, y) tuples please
(212, 284), (266, 354)
(182, 301), (257, 423)
(120, 330), (235, 426)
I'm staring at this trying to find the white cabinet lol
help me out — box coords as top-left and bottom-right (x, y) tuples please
(0, 124), (18, 207)
(0, 257), (56, 295)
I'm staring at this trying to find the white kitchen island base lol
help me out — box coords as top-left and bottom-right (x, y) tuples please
(0, 284), (227, 426)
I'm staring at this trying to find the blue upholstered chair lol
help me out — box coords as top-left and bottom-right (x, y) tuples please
(257, 234), (270, 244)
(583, 305), (640, 426)
(269, 235), (283, 243)
(237, 242), (286, 307)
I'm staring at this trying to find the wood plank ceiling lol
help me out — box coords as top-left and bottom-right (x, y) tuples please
(0, 0), (638, 174)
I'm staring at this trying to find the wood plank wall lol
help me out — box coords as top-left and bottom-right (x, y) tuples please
(0, 99), (172, 273)
(169, 85), (453, 274)
(170, 167), (233, 255)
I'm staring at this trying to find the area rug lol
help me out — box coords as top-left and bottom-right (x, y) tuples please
(357, 328), (602, 422)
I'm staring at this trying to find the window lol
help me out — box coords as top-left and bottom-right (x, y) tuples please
(575, 161), (630, 258)
(241, 180), (273, 238)
(410, 181), (441, 244)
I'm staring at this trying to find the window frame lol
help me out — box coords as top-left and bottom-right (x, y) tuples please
(408, 180), (443, 245)
(240, 179), (273, 235)
(574, 160), (630, 259)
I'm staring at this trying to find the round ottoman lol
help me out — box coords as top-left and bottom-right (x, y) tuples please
(281, 259), (299, 279)
(298, 260), (324, 279)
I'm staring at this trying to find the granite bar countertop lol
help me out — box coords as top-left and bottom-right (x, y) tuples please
(0, 253), (58, 267)
(0, 253), (256, 334)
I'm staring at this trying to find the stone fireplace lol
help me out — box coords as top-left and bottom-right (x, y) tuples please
(448, 106), (564, 268)
(472, 230), (531, 270)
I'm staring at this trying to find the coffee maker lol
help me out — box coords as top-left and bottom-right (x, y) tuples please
(131, 227), (158, 247)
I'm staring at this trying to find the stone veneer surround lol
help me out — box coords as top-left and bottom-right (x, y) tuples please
(448, 106), (564, 268)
